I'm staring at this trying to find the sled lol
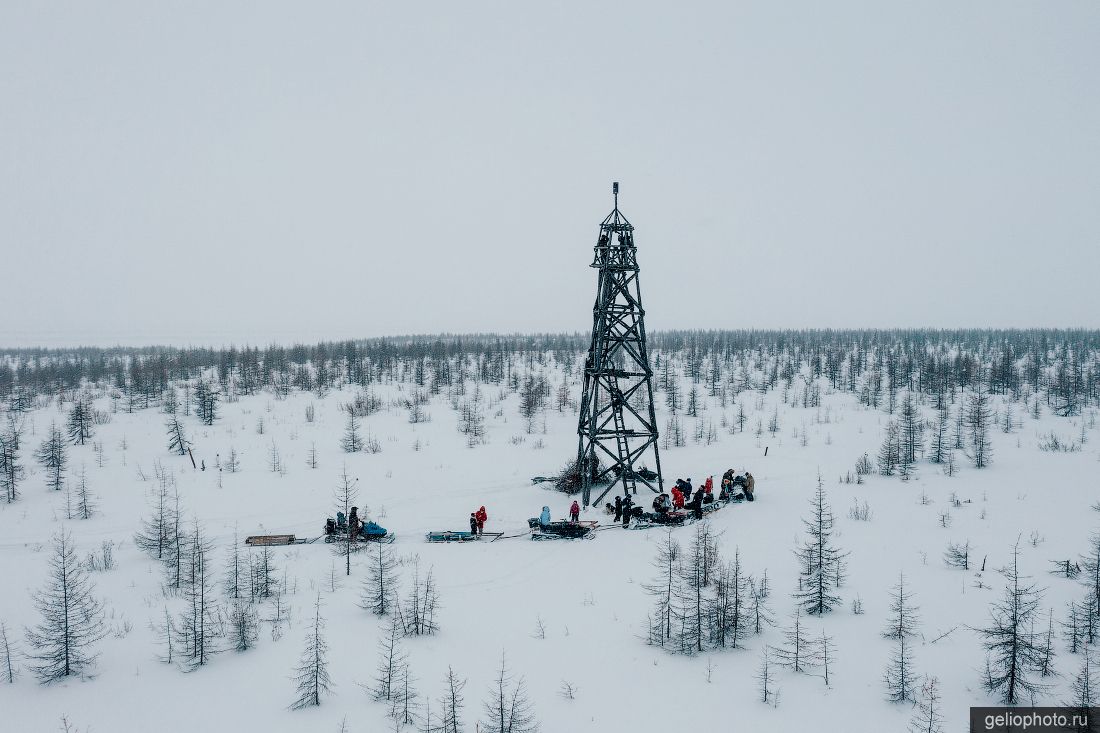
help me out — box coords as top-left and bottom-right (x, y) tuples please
(701, 498), (731, 514)
(527, 519), (597, 540)
(324, 530), (395, 545)
(425, 530), (504, 543)
(246, 534), (304, 546)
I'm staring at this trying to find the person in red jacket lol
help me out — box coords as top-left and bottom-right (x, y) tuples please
(703, 475), (715, 503)
(671, 486), (685, 509)
(475, 506), (487, 533)
(569, 500), (580, 522)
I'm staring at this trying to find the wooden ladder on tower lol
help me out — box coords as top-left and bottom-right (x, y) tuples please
(610, 381), (636, 495)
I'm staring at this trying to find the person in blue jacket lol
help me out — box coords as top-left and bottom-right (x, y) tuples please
(539, 506), (552, 527)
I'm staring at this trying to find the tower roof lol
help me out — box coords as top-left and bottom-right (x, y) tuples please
(600, 181), (633, 233)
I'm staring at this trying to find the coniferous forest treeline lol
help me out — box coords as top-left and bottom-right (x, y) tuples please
(1, 330), (1097, 419)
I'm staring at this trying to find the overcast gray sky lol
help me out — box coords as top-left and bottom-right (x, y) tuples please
(2, 1), (1098, 347)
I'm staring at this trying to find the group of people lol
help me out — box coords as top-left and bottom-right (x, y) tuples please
(719, 469), (755, 502)
(514, 469), (759, 535)
(325, 506), (387, 539)
(468, 506), (488, 535)
(663, 476), (716, 519)
(605, 494), (635, 526)
(334, 473), (756, 541)
(599, 469), (757, 526)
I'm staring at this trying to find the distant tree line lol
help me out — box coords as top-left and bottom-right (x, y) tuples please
(1, 330), (1096, 415)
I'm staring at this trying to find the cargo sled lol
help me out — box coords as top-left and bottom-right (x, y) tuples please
(246, 534), (308, 546)
(425, 530), (504, 543)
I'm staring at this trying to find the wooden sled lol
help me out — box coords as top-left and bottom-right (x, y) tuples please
(245, 534), (303, 546)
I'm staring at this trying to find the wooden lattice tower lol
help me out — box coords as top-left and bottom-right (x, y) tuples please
(577, 183), (664, 508)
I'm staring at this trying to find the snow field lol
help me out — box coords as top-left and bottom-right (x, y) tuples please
(1, 371), (1098, 732)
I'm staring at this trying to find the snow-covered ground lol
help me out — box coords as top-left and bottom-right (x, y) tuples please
(1, 370), (1098, 732)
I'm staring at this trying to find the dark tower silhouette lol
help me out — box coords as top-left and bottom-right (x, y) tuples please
(577, 183), (663, 508)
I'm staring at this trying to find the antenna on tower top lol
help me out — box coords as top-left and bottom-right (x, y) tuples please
(613, 181), (619, 208)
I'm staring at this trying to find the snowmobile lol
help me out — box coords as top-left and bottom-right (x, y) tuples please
(324, 513), (395, 544)
(629, 508), (689, 529)
(611, 465), (659, 482)
(527, 517), (597, 540)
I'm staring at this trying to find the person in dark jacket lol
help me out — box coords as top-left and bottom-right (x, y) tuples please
(690, 490), (704, 520)
(349, 507), (362, 537)
(470, 513), (479, 535)
(622, 495), (633, 527)
(614, 495), (623, 522)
